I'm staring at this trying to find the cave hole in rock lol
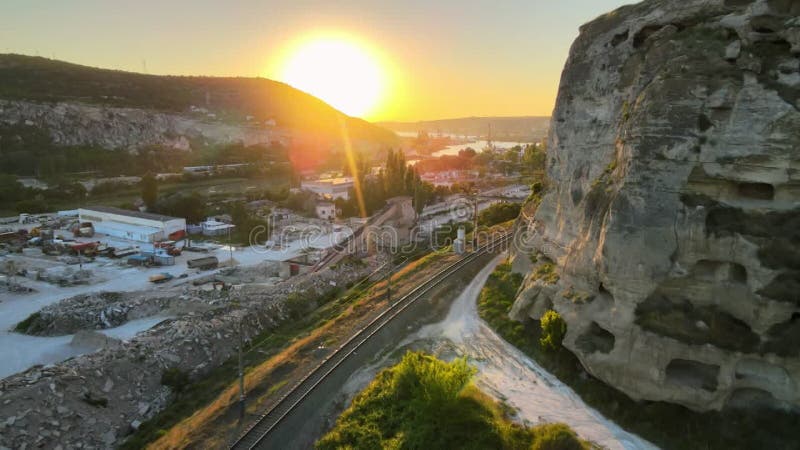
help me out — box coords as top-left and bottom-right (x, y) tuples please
(757, 272), (800, 305)
(596, 282), (615, 305)
(692, 260), (748, 284)
(575, 322), (615, 354)
(633, 25), (665, 48)
(635, 294), (760, 353)
(750, 15), (783, 34)
(761, 312), (800, 357)
(611, 30), (629, 47)
(726, 388), (785, 411)
(697, 114), (713, 132)
(736, 182), (775, 200)
(665, 359), (720, 391)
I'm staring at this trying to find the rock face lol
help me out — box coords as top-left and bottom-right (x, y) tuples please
(511, 0), (800, 412)
(0, 99), (281, 151)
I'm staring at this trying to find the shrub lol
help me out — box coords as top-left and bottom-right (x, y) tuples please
(534, 262), (559, 285)
(540, 310), (566, 352)
(161, 368), (190, 393)
(14, 312), (43, 334)
(317, 352), (589, 450)
(479, 202), (522, 227)
(285, 292), (314, 320)
(532, 423), (588, 450)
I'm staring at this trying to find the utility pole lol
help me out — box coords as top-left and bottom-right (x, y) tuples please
(473, 193), (479, 251)
(228, 226), (234, 267)
(238, 319), (245, 421)
(386, 257), (394, 304)
(229, 286), (246, 422)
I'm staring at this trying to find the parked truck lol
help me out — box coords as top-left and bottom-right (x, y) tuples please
(149, 272), (174, 284)
(187, 256), (219, 270)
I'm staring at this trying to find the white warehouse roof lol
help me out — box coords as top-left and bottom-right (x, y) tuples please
(80, 206), (182, 222)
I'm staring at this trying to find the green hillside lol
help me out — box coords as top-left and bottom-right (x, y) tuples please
(0, 54), (396, 145)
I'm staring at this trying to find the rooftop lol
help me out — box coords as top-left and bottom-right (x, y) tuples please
(80, 206), (182, 222)
(301, 177), (354, 186)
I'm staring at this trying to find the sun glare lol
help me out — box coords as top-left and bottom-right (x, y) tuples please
(279, 36), (384, 118)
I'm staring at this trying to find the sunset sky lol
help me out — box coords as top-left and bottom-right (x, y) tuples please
(2, 0), (630, 121)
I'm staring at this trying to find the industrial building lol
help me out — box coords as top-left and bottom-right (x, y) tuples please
(300, 177), (354, 200)
(78, 206), (186, 243)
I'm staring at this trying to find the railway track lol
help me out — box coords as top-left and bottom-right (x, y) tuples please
(231, 233), (512, 449)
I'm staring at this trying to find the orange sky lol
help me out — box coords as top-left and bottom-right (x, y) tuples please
(1, 0), (631, 121)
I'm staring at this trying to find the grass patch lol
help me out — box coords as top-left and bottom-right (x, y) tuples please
(478, 264), (800, 450)
(14, 312), (44, 334)
(533, 262), (559, 285)
(317, 351), (593, 450)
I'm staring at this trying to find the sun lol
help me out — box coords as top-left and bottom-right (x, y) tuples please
(279, 36), (384, 118)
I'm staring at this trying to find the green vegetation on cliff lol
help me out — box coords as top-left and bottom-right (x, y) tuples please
(478, 262), (800, 450)
(479, 202), (522, 227)
(318, 351), (592, 450)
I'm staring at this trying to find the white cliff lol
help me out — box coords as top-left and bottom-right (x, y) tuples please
(511, 0), (800, 412)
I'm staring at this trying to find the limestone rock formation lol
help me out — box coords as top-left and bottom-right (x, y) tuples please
(511, 0), (800, 412)
(0, 99), (280, 151)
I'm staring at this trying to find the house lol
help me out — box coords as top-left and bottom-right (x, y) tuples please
(78, 206), (186, 243)
(315, 202), (338, 220)
(200, 218), (236, 236)
(301, 177), (354, 201)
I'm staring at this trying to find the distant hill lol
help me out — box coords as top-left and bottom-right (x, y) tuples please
(0, 54), (397, 153)
(377, 116), (550, 142)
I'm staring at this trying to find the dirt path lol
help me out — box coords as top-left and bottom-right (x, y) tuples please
(341, 255), (657, 450)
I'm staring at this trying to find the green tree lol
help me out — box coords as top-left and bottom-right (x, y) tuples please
(230, 201), (250, 229)
(522, 144), (546, 173)
(505, 147), (521, 164)
(155, 192), (206, 224)
(141, 174), (159, 210)
(540, 310), (566, 352)
(478, 202), (522, 227)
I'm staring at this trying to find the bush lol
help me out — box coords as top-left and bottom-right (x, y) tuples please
(540, 310), (566, 352)
(161, 368), (190, 393)
(14, 312), (43, 334)
(478, 202), (522, 227)
(284, 292), (314, 320)
(317, 352), (590, 450)
(15, 198), (49, 213)
(532, 423), (587, 450)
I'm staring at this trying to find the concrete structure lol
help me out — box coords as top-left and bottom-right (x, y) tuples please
(278, 254), (316, 279)
(78, 206), (186, 243)
(315, 202), (338, 221)
(301, 177), (354, 200)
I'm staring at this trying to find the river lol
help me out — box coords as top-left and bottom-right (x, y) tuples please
(395, 131), (529, 157)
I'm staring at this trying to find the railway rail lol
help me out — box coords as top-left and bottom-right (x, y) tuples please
(231, 232), (511, 449)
